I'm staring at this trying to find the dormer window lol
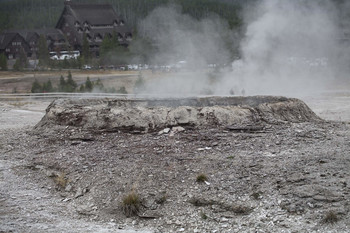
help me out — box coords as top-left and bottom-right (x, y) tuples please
(75, 21), (80, 27)
(84, 27), (90, 33)
(83, 21), (89, 27)
(113, 20), (119, 26)
(86, 34), (92, 42)
(120, 20), (124, 26)
(125, 33), (132, 41)
(77, 27), (83, 33)
(117, 33), (123, 42)
(95, 33), (102, 42)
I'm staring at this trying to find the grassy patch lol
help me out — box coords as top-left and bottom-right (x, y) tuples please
(54, 172), (68, 190)
(322, 211), (339, 224)
(196, 173), (208, 183)
(200, 211), (208, 220)
(121, 191), (141, 217)
(226, 155), (235, 159)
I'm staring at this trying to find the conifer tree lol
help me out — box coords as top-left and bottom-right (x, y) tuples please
(31, 79), (42, 93)
(0, 53), (8, 71)
(38, 34), (50, 67)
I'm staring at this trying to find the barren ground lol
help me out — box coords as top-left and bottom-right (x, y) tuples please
(0, 73), (350, 232)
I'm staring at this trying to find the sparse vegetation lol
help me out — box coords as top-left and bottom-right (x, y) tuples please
(226, 155), (235, 159)
(156, 193), (168, 205)
(322, 211), (339, 224)
(189, 197), (214, 207)
(227, 205), (252, 215)
(200, 211), (208, 220)
(53, 172), (68, 190)
(8, 101), (30, 108)
(251, 192), (262, 200)
(189, 197), (252, 215)
(121, 191), (141, 217)
(196, 173), (208, 183)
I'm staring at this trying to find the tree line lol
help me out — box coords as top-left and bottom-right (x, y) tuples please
(31, 71), (128, 94)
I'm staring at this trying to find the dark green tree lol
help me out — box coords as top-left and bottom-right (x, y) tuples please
(79, 84), (86, 92)
(0, 53), (8, 71)
(19, 47), (28, 69)
(58, 75), (66, 92)
(31, 79), (42, 93)
(117, 86), (127, 94)
(65, 71), (77, 92)
(94, 78), (104, 90)
(85, 77), (93, 92)
(13, 59), (22, 71)
(100, 35), (112, 58)
(38, 34), (50, 67)
(82, 33), (90, 62)
(43, 79), (53, 92)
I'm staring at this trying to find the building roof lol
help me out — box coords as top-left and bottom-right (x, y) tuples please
(64, 3), (122, 26)
(4, 28), (65, 41)
(0, 32), (19, 50)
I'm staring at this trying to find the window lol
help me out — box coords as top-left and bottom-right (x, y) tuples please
(5, 48), (10, 52)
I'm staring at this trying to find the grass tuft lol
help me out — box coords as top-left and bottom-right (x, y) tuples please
(121, 191), (141, 217)
(322, 211), (339, 224)
(200, 211), (208, 220)
(196, 173), (208, 183)
(54, 172), (68, 189)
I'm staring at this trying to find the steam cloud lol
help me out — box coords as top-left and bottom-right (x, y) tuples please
(137, 1), (349, 97)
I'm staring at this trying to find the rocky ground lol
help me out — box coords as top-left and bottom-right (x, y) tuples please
(0, 95), (350, 232)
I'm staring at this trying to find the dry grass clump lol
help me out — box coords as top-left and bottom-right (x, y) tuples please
(121, 191), (141, 217)
(196, 173), (208, 183)
(322, 211), (339, 224)
(54, 172), (69, 189)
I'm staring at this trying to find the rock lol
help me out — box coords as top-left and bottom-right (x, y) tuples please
(76, 204), (95, 215)
(172, 126), (185, 133)
(65, 184), (73, 192)
(158, 128), (171, 135)
(75, 187), (84, 198)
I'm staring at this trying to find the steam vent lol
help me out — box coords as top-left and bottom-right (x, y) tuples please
(34, 96), (320, 133)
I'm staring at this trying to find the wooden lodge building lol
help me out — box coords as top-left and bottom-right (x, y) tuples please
(0, 0), (132, 60)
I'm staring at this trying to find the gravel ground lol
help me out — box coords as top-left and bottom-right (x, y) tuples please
(0, 94), (350, 233)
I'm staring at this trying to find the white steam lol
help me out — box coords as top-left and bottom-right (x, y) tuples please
(223, 0), (342, 96)
(136, 1), (348, 97)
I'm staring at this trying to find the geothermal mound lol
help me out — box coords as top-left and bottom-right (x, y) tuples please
(34, 96), (320, 133)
